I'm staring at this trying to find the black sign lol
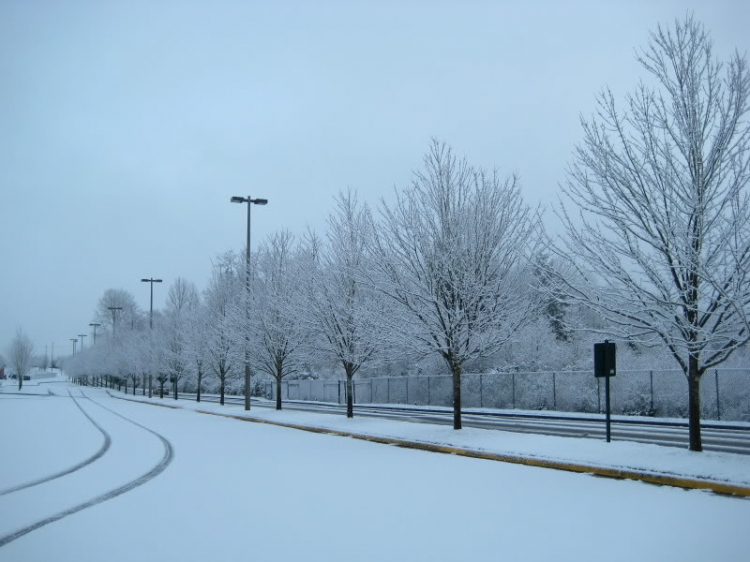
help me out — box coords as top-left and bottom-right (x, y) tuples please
(594, 341), (616, 378)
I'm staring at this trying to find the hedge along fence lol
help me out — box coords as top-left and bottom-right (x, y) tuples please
(264, 369), (750, 422)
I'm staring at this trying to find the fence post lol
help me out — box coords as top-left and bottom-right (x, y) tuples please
(597, 377), (601, 414)
(552, 372), (556, 410)
(649, 370), (654, 415)
(427, 376), (431, 405)
(512, 373), (516, 410)
(715, 369), (721, 421)
(480, 374), (483, 408)
(406, 377), (409, 404)
(387, 377), (390, 404)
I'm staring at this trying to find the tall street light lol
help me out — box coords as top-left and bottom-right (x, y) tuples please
(89, 323), (102, 345)
(141, 277), (162, 398)
(70, 338), (78, 355)
(141, 278), (163, 329)
(231, 195), (268, 411)
(78, 333), (87, 352)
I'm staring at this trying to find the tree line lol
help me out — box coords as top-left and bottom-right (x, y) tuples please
(63, 16), (750, 452)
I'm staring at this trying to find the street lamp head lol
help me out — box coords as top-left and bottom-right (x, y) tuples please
(89, 323), (101, 327)
(230, 196), (246, 203)
(141, 278), (149, 282)
(251, 198), (268, 205)
(154, 279), (163, 283)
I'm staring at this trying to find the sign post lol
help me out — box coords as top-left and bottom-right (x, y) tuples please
(594, 340), (617, 442)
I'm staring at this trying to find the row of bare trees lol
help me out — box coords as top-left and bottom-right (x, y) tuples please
(65, 16), (749, 451)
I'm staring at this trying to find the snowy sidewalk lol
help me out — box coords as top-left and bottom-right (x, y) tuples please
(104, 389), (750, 497)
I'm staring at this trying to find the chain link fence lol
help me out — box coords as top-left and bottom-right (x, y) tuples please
(264, 369), (750, 421)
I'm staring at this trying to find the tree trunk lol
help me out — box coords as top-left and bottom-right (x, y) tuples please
(688, 355), (703, 451)
(196, 370), (202, 402)
(159, 382), (164, 399)
(220, 378), (225, 406)
(142, 376), (145, 396)
(173, 378), (178, 401)
(18, 375), (22, 391)
(451, 361), (462, 430)
(276, 376), (282, 410)
(346, 371), (354, 418)
(148, 375), (152, 398)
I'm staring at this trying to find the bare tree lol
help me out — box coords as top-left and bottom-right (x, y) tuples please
(552, 16), (750, 451)
(204, 253), (242, 405)
(301, 191), (383, 418)
(370, 141), (539, 429)
(7, 328), (34, 390)
(252, 230), (309, 410)
(166, 277), (200, 313)
(121, 330), (147, 396)
(163, 278), (200, 400)
(94, 288), (143, 334)
(183, 303), (209, 402)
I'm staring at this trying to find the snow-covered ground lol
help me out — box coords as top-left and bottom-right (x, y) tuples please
(1, 383), (748, 562)
(115, 389), (750, 490)
(0, 370), (67, 396)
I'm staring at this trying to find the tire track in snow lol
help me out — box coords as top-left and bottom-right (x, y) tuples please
(0, 391), (112, 496)
(0, 393), (174, 548)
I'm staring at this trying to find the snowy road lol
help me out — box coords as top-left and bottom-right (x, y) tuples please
(1, 385), (749, 561)
(0, 390), (171, 548)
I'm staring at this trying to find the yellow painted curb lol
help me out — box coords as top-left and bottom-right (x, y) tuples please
(108, 392), (750, 498)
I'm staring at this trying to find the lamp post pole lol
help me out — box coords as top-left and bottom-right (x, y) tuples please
(77, 334), (88, 383)
(231, 195), (268, 411)
(88, 323), (102, 386)
(107, 307), (122, 391)
(70, 338), (77, 383)
(141, 278), (163, 329)
(89, 323), (101, 345)
(141, 278), (162, 398)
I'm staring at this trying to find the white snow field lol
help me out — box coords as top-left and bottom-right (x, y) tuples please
(1, 385), (748, 562)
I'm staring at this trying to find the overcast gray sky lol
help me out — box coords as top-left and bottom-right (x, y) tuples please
(1, 0), (748, 358)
